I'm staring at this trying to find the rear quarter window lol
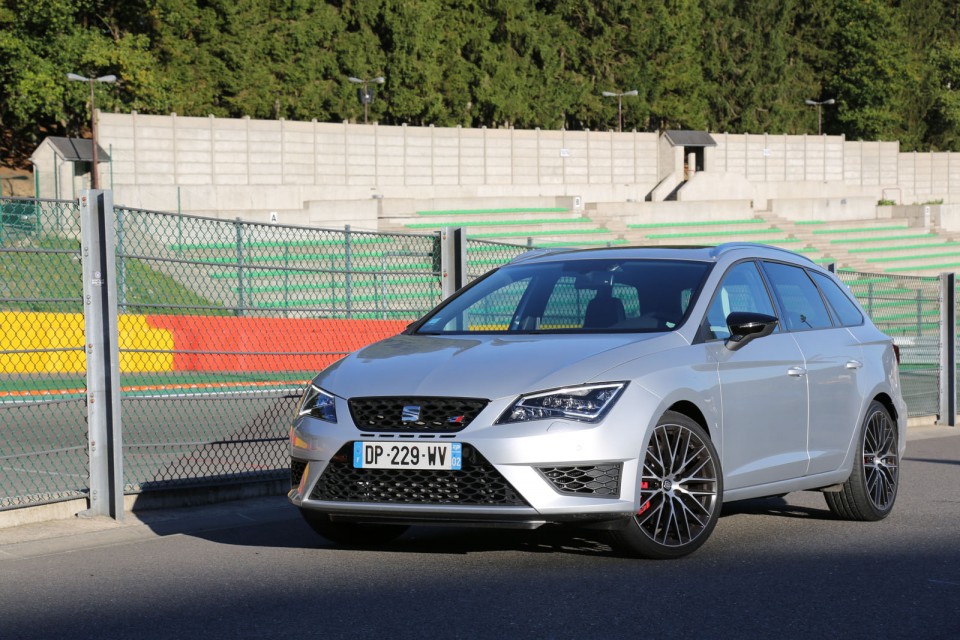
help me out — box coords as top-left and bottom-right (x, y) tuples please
(810, 271), (864, 327)
(762, 261), (834, 331)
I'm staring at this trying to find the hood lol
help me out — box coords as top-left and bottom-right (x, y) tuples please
(316, 332), (685, 400)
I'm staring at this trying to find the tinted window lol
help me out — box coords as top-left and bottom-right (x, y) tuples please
(705, 261), (777, 340)
(437, 277), (531, 331)
(810, 271), (864, 327)
(763, 262), (833, 331)
(416, 258), (711, 334)
(541, 277), (640, 329)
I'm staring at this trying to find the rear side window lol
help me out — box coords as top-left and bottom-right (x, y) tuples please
(810, 272), (864, 327)
(762, 261), (834, 331)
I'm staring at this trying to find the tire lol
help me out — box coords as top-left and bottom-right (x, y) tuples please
(824, 400), (899, 521)
(299, 509), (409, 546)
(608, 411), (723, 559)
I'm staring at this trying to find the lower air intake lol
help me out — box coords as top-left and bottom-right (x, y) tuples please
(311, 444), (527, 506)
(537, 464), (622, 497)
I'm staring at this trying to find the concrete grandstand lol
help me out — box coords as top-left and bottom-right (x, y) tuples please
(30, 111), (960, 276)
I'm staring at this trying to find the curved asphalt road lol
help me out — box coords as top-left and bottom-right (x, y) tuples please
(1, 426), (958, 640)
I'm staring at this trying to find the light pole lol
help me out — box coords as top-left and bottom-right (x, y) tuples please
(348, 76), (385, 124)
(601, 89), (639, 132)
(804, 98), (835, 135)
(67, 72), (117, 189)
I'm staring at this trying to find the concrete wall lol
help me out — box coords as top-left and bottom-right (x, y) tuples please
(897, 152), (960, 206)
(708, 133), (846, 184)
(923, 203), (960, 232)
(98, 112), (663, 225)
(770, 196), (879, 221)
(94, 111), (960, 227)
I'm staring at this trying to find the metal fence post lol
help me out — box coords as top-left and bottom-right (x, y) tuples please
(938, 272), (956, 426)
(116, 205), (127, 312)
(80, 189), (124, 519)
(440, 227), (467, 299)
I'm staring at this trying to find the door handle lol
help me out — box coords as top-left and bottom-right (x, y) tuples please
(787, 367), (807, 377)
(846, 360), (863, 370)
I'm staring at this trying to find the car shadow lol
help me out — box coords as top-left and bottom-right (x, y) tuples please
(902, 456), (960, 467)
(134, 496), (617, 556)
(142, 493), (838, 558)
(720, 495), (836, 520)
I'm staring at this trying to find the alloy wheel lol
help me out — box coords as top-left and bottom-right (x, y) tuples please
(636, 422), (720, 548)
(862, 407), (899, 511)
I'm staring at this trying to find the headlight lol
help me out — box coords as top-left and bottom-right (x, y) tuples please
(297, 384), (337, 423)
(496, 382), (627, 424)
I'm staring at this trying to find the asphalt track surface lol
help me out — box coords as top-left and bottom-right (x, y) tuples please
(1, 426), (958, 640)
(0, 390), (297, 505)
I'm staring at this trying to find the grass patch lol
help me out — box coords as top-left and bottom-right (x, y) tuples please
(1, 234), (224, 315)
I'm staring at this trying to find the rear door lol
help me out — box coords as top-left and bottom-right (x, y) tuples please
(761, 262), (864, 476)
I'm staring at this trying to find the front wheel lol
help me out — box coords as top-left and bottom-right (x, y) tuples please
(300, 509), (409, 546)
(608, 412), (722, 559)
(824, 401), (899, 521)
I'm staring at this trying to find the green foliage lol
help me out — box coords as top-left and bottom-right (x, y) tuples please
(824, 0), (910, 142)
(5, 0), (960, 163)
(926, 42), (960, 151)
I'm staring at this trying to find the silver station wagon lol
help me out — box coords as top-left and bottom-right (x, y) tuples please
(289, 243), (906, 558)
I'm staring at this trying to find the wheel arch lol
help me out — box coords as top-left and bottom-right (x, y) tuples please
(872, 392), (899, 424)
(666, 400), (711, 439)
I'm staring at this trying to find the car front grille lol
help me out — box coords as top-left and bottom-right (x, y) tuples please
(537, 464), (622, 497)
(291, 458), (307, 488)
(348, 396), (488, 433)
(310, 443), (528, 506)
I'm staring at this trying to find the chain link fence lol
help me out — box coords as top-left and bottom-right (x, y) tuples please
(466, 238), (529, 281)
(1, 197), (86, 509)
(1, 194), (956, 514)
(113, 207), (444, 495)
(837, 270), (941, 417)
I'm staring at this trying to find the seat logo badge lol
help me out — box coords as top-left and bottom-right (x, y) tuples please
(402, 405), (421, 422)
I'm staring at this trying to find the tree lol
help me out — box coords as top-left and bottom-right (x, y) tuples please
(926, 43), (960, 151)
(823, 0), (911, 141)
(702, 0), (818, 135)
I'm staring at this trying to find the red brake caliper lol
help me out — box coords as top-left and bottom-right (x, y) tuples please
(638, 481), (651, 515)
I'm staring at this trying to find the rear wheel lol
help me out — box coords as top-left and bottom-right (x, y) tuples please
(824, 401), (899, 521)
(299, 509), (409, 546)
(609, 411), (722, 559)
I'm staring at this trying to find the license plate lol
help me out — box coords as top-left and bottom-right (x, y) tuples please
(353, 442), (462, 470)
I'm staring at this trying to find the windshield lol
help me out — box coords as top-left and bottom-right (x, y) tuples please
(416, 258), (713, 334)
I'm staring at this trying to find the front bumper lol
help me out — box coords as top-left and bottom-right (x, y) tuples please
(287, 392), (653, 526)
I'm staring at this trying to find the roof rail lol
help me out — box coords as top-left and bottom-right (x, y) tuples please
(712, 242), (818, 265)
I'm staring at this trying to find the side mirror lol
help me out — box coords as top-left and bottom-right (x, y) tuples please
(725, 312), (778, 351)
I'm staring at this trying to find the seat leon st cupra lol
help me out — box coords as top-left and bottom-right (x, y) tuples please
(289, 243), (906, 558)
